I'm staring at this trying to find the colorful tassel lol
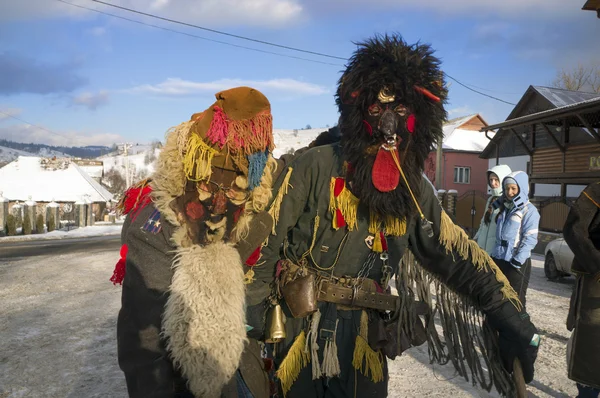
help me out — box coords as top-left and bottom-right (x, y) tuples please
(321, 319), (341, 378)
(372, 232), (383, 253)
(335, 208), (346, 228)
(248, 150), (268, 191)
(277, 331), (310, 397)
(369, 214), (406, 237)
(117, 179), (152, 216)
(110, 244), (128, 285)
(305, 309), (322, 380)
(206, 106), (229, 148)
(380, 232), (388, 251)
(182, 134), (218, 182)
(328, 177), (359, 231)
(268, 167), (294, 235)
(245, 247), (261, 266)
(352, 310), (383, 383)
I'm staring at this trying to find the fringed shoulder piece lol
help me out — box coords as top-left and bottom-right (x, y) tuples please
(439, 210), (522, 311)
(117, 178), (153, 216)
(267, 166), (293, 235)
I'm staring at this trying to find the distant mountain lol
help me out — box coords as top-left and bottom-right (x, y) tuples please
(0, 139), (111, 159)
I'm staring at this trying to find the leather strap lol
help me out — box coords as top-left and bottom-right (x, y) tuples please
(317, 280), (397, 312)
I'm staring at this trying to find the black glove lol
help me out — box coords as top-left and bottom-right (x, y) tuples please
(498, 330), (539, 383)
(486, 303), (539, 383)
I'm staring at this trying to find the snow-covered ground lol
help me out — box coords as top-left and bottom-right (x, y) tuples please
(0, 249), (578, 398)
(0, 222), (123, 242)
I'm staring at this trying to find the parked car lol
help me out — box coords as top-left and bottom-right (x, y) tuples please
(544, 238), (574, 280)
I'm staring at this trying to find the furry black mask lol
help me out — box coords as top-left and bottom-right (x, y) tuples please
(335, 34), (447, 221)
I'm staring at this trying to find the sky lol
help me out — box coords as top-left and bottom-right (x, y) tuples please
(0, 0), (599, 147)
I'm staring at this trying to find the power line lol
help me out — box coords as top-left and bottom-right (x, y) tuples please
(56, 0), (343, 67)
(0, 110), (74, 141)
(444, 74), (517, 106)
(88, 0), (347, 61)
(61, 0), (518, 105)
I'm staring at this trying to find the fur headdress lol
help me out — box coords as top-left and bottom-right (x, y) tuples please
(335, 34), (448, 220)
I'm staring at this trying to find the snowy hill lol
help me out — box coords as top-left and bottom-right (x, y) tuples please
(0, 145), (35, 165)
(98, 128), (328, 186)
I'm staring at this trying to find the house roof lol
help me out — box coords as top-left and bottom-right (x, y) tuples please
(0, 156), (113, 203)
(479, 86), (600, 158)
(440, 114), (492, 152)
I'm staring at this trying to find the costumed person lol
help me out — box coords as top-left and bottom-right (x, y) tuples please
(475, 164), (512, 254)
(563, 182), (600, 397)
(111, 86), (279, 398)
(245, 35), (540, 398)
(491, 171), (540, 309)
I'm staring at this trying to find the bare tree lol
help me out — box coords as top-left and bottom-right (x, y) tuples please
(103, 168), (126, 195)
(553, 63), (600, 93)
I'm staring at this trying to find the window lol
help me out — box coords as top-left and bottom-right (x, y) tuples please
(453, 166), (471, 184)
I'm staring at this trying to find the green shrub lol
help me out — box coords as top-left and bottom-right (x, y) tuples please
(6, 214), (16, 236)
(36, 214), (45, 234)
(23, 211), (32, 235)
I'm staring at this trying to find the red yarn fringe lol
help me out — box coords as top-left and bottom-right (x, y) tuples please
(110, 244), (128, 285)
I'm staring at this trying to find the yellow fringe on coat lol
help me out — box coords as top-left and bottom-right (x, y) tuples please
(268, 167), (294, 235)
(439, 210), (522, 311)
(276, 331), (310, 397)
(328, 177), (359, 230)
(351, 310), (384, 383)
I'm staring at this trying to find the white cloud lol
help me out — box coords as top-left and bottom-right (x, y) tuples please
(0, 0), (304, 27)
(127, 77), (328, 97)
(72, 90), (110, 110)
(0, 123), (123, 147)
(448, 106), (472, 116)
(0, 108), (23, 121)
(315, 0), (575, 18)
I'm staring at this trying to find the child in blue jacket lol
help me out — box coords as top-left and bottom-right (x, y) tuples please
(492, 171), (540, 309)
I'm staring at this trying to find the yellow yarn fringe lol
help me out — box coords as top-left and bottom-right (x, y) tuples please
(352, 311), (384, 383)
(439, 210), (522, 311)
(329, 177), (359, 230)
(373, 232), (383, 253)
(268, 167), (294, 235)
(182, 133), (218, 182)
(368, 214), (407, 237)
(277, 331), (310, 397)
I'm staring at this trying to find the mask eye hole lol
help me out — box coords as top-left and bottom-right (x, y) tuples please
(394, 105), (408, 116)
(368, 104), (382, 116)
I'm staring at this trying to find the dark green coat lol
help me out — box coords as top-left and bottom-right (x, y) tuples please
(247, 143), (535, 396)
(563, 182), (600, 389)
(117, 204), (269, 397)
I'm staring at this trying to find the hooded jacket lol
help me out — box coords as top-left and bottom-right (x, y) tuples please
(492, 171), (540, 265)
(475, 164), (512, 254)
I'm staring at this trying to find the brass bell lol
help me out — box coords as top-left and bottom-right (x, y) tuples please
(265, 304), (286, 343)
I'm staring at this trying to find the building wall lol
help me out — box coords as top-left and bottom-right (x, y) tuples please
(426, 151), (489, 195)
(486, 156), (585, 198)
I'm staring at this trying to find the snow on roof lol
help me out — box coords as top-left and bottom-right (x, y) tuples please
(272, 128), (328, 158)
(437, 114), (492, 152)
(0, 156), (113, 203)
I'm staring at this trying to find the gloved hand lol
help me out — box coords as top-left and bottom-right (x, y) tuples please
(487, 303), (539, 383)
(498, 330), (540, 383)
(510, 258), (523, 268)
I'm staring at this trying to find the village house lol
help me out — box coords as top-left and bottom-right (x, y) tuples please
(480, 87), (600, 233)
(0, 156), (114, 227)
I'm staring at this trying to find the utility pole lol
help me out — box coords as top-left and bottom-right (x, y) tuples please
(117, 143), (133, 188)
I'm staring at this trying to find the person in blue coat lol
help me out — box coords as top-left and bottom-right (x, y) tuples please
(492, 171), (540, 309)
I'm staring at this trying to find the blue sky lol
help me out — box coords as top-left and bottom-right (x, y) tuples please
(0, 0), (599, 147)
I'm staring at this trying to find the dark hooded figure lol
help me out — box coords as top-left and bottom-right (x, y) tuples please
(245, 35), (539, 398)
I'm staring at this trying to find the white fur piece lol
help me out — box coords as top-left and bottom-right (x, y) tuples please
(163, 241), (247, 398)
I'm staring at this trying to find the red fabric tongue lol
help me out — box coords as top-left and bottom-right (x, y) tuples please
(372, 147), (400, 192)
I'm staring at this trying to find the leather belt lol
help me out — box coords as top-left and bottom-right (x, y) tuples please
(317, 280), (397, 312)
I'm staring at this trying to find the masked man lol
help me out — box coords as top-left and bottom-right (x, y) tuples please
(112, 87), (278, 398)
(563, 182), (600, 397)
(246, 35), (539, 398)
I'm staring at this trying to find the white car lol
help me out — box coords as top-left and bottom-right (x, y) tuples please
(544, 238), (574, 280)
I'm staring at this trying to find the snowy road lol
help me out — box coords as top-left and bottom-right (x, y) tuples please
(0, 240), (578, 397)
